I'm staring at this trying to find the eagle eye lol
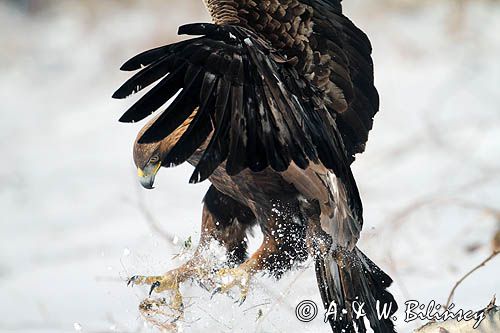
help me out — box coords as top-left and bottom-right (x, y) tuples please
(149, 155), (160, 164)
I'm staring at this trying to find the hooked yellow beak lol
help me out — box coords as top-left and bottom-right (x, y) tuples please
(137, 162), (161, 189)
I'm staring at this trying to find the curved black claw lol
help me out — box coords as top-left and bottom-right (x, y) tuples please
(197, 280), (209, 291)
(210, 286), (222, 299)
(149, 281), (161, 296)
(238, 295), (247, 306)
(127, 275), (139, 286)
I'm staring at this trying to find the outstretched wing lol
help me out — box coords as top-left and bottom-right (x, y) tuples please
(202, 0), (378, 161)
(112, 0), (375, 255)
(113, 24), (354, 190)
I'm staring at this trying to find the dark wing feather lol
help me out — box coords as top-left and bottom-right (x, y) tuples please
(190, 77), (232, 183)
(112, 54), (175, 99)
(226, 84), (246, 175)
(118, 63), (186, 123)
(138, 66), (202, 143)
(303, 0), (379, 160)
(119, 38), (202, 71)
(242, 55), (267, 172)
(163, 73), (218, 166)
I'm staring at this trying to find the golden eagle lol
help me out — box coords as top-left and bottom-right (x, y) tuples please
(113, 0), (397, 331)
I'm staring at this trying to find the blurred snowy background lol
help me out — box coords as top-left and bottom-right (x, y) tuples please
(0, 0), (499, 332)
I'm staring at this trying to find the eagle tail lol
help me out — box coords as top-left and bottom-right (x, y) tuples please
(315, 247), (397, 333)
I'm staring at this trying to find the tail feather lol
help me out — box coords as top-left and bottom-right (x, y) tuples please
(315, 247), (397, 333)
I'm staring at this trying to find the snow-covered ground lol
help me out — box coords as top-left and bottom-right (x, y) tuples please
(0, 1), (499, 332)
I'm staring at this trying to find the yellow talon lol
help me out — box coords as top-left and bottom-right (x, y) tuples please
(213, 266), (252, 304)
(128, 272), (184, 313)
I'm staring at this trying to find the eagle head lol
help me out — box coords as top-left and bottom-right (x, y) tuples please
(133, 111), (198, 189)
(133, 136), (162, 190)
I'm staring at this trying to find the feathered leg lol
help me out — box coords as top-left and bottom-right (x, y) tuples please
(213, 235), (278, 304)
(128, 186), (255, 312)
(214, 203), (308, 304)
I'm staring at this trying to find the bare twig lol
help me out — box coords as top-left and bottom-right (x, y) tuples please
(195, 305), (233, 330)
(242, 301), (272, 314)
(134, 185), (176, 246)
(445, 250), (499, 310)
(385, 252), (411, 301)
(256, 260), (313, 330)
(381, 192), (500, 237)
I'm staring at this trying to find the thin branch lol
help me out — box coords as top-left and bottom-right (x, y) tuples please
(134, 185), (176, 246)
(195, 305), (233, 330)
(445, 250), (499, 309)
(242, 301), (272, 314)
(380, 193), (500, 237)
(255, 260), (313, 330)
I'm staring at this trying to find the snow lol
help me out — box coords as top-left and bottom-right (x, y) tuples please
(0, 1), (499, 332)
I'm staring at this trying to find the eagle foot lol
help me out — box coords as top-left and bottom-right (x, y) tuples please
(128, 273), (184, 314)
(211, 266), (252, 305)
(127, 261), (215, 311)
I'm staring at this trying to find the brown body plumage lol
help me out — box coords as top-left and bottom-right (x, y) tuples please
(115, 1), (397, 332)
